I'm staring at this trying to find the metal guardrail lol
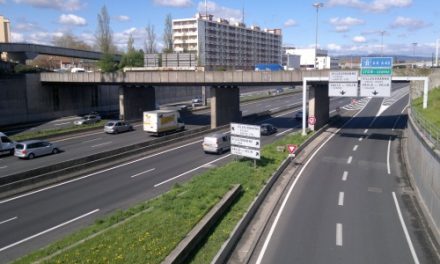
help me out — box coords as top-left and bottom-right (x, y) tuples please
(411, 108), (440, 148)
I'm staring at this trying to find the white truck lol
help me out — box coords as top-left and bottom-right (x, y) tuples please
(0, 132), (16, 155)
(143, 110), (185, 136)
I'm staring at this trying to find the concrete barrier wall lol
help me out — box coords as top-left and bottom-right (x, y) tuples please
(406, 112), (440, 236)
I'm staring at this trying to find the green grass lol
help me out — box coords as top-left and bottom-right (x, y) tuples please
(14, 132), (311, 264)
(9, 121), (107, 142)
(412, 87), (440, 127)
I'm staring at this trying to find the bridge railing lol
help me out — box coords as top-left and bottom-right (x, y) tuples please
(411, 108), (440, 149)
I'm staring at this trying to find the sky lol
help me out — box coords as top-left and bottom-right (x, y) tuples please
(0, 0), (439, 57)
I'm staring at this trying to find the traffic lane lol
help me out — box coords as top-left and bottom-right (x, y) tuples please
(0, 110), (300, 260)
(256, 98), (415, 264)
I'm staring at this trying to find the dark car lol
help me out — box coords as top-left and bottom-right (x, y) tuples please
(260, 123), (278, 136)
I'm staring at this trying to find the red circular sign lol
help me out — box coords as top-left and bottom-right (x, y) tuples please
(308, 116), (317, 126)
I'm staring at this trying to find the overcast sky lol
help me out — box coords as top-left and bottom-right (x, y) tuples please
(1, 0), (439, 56)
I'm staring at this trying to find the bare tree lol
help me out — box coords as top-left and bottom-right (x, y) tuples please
(52, 33), (92, 51)
(95, 5), (114, 54)
(162, 14), (173, 53)
(145, 23), (157, 54)
(127, 33), (135, 52)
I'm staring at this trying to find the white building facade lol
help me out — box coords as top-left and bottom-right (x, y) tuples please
(284, 48), (339, 70)
(173, 14), (282, 70)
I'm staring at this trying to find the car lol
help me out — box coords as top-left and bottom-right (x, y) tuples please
(260, 123), (278, 136)
(295, 111), (308, 121)
(104, 120), (133, 134)
(275, 87), (284, 94)
(14, 140), (60, 159)
(192, 97), (202, 104)
(0, 132), (16, 155)
(203, 133), (230, 154)
(74, 114), (101, 125)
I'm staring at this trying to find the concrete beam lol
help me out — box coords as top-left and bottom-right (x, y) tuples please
(119, 85), (156, 121)
(210, 85), (241, 128)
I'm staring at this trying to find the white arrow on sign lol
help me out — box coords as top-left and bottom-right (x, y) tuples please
(231, 123), (261, 138)
(231, 146), (260, 160)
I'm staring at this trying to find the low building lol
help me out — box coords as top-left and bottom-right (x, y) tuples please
(283, 47), (339, 70)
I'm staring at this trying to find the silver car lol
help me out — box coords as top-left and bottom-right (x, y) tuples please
(14, 140), (60, 159)
(74, 114), (101, 125)
(104, 120), (133, 134)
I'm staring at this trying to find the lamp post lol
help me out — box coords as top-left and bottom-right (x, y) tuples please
(412, 42), (417, 68)
(380, 30), (385, 56)
(313, 2), (323, 69)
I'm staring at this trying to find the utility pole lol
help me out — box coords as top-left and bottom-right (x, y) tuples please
(436, 38), (439, 67)
(412, 42), (417, 68)
(313, 3), (323, 69)
(380, 31), (385, 56)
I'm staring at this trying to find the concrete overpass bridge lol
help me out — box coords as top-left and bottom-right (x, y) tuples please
(0, 43), (121, 64)
(41, 70), (332, 130)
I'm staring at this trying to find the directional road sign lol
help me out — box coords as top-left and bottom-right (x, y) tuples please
(231, 123), (261, 138)
(231, 146), (260, 160)
(329, 82), (358, 97)
(361, 68), (392, 75)
(329, 71), (358, 82)
(231, 136), (260, 148)
(360, 76), (391, 97)
(361, 57), (393, 68)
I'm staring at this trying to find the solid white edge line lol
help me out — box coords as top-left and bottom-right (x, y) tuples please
(154, 154), (231, 187)
(54, 122), (71, 126)
(0, 209), (99, 253)
(255, 98), (371, 264)
(392, 192), (420, 264)
(0, 216), (17, 225)
(338, 192), (345, 206)
(342, 171), (348, 181)
(0, 140), (203, 205)
(387, 137), (392, 175)
(336, 223), (343, 246)
(130, 168), (156, 178)
(276, 128), (293, 137)
(347, 156), (353, 164)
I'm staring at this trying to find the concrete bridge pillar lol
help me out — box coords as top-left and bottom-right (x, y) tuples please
(308, 84), (329, 131)
(210, 85), (241, 128)
(119, 85), (156, 121)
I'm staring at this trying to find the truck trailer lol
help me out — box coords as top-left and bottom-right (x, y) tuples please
(143, 110), (185, 136)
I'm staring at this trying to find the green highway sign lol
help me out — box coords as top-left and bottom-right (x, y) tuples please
(361, 68), (392, 75)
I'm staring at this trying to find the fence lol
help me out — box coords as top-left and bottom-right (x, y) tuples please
(411, 108), (440, 148)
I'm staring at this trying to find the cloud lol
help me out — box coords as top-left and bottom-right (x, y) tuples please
(327, 0), (412, 12)
(58, 14), (87, 26)
(14, 19), (41, 32)
(197, 1), (242, 23)
(390, 16), (430, 31)
(284, 19), (297, 27)
(153, 0), (192, 7)
(0, 0), (5, 4)
(330, 17), (364, 26)
(14, 0), (83, 11)
(353, 35), (367, 43)
(327, 43), (342, 51)
(116, 15), (130, 22)
(335, 26), (349, 32)
(11, 32), (25, 42)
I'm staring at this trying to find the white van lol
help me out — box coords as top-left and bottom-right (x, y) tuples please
(202, 133), (230, 154)
(0, 132), (16, 155)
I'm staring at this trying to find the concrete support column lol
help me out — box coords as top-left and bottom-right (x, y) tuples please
(210, 85), (241, 128)
(202, 86), (207, 106)
(308, 84), (329, 131)
(119, 85), (156, 121)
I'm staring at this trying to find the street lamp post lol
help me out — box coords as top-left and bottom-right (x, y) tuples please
(412, 42), (418, 68)
(380, 31), (385, 56)
(313, 2), (323, 69)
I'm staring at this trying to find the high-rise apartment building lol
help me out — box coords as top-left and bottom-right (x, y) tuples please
(0, 15), (11, 61)
(173, 13), (282, 70)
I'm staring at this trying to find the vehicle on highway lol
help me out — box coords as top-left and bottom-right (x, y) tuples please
(14, 140), (60, 159)
(74, 114), (101, 125)
(192, 97), (203, 106)
(203, 132), (231, 154)
(295, 111), (308, 121)
(260, 123), (278, 136)
(143, 110), (185, 136)
(0, 132), (15, 155)
(104, 120), (133, 134)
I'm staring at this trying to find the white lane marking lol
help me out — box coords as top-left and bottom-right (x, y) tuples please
(130, 168), (156, 178)
(338, 192), (345, 206)
(387, 137), (392, 175)
(154, 154), (231, 187)
(342, 171), (348, 181)
(336, 223), (343, 246)
(359, 137), (364, 142)
(83, 138), (101, 143)
(255, 96), (371, 264)
(353, 145), (358, 151)
(276, 128), (293, 137)
(347, 156), (353, 164)
(0, 140), (203, 204)
(392, 192), (420, 264)
(0, 209), (99, 253)
(54, 122), (71, 126)
(330, 109), (336, 114)
(270, 107), (280, 111)
(364, 129), (368, 134)
(52, 131), (103, 143)
(0, 166), (7, 169)
(0, 216), (17, 225)
(91, 141), (112, 148)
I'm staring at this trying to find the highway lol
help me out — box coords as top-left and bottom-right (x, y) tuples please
(252, 85), (437, 263)
(0, 93), (353, 262)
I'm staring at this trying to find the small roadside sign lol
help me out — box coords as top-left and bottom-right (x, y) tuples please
(308, 116), (317, 126)
(287, 144), (298, 154)
(231, 146), (260, 160)
(231, 136), (260, 148)
(329, 82), (358, 97)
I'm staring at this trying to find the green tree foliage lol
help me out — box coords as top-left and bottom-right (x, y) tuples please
(119, 50), (144, 69)
(97, 53), (118, 72)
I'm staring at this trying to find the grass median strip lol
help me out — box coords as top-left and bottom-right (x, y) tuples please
(412, 87), (440, 127)
(14, 132), (311, 264)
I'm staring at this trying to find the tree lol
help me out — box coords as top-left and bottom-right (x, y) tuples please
(52, 33), (92, 51)
(162, 14), (173, 53)
(145, 23), (157, 54)
(127, 34), (135, 53)
(97, 53), (118, 72)
(119, 35), (144, 69)
(95, 5), (114, 54)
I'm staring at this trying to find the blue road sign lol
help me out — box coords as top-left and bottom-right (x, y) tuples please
(361, 57), (393, 68)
